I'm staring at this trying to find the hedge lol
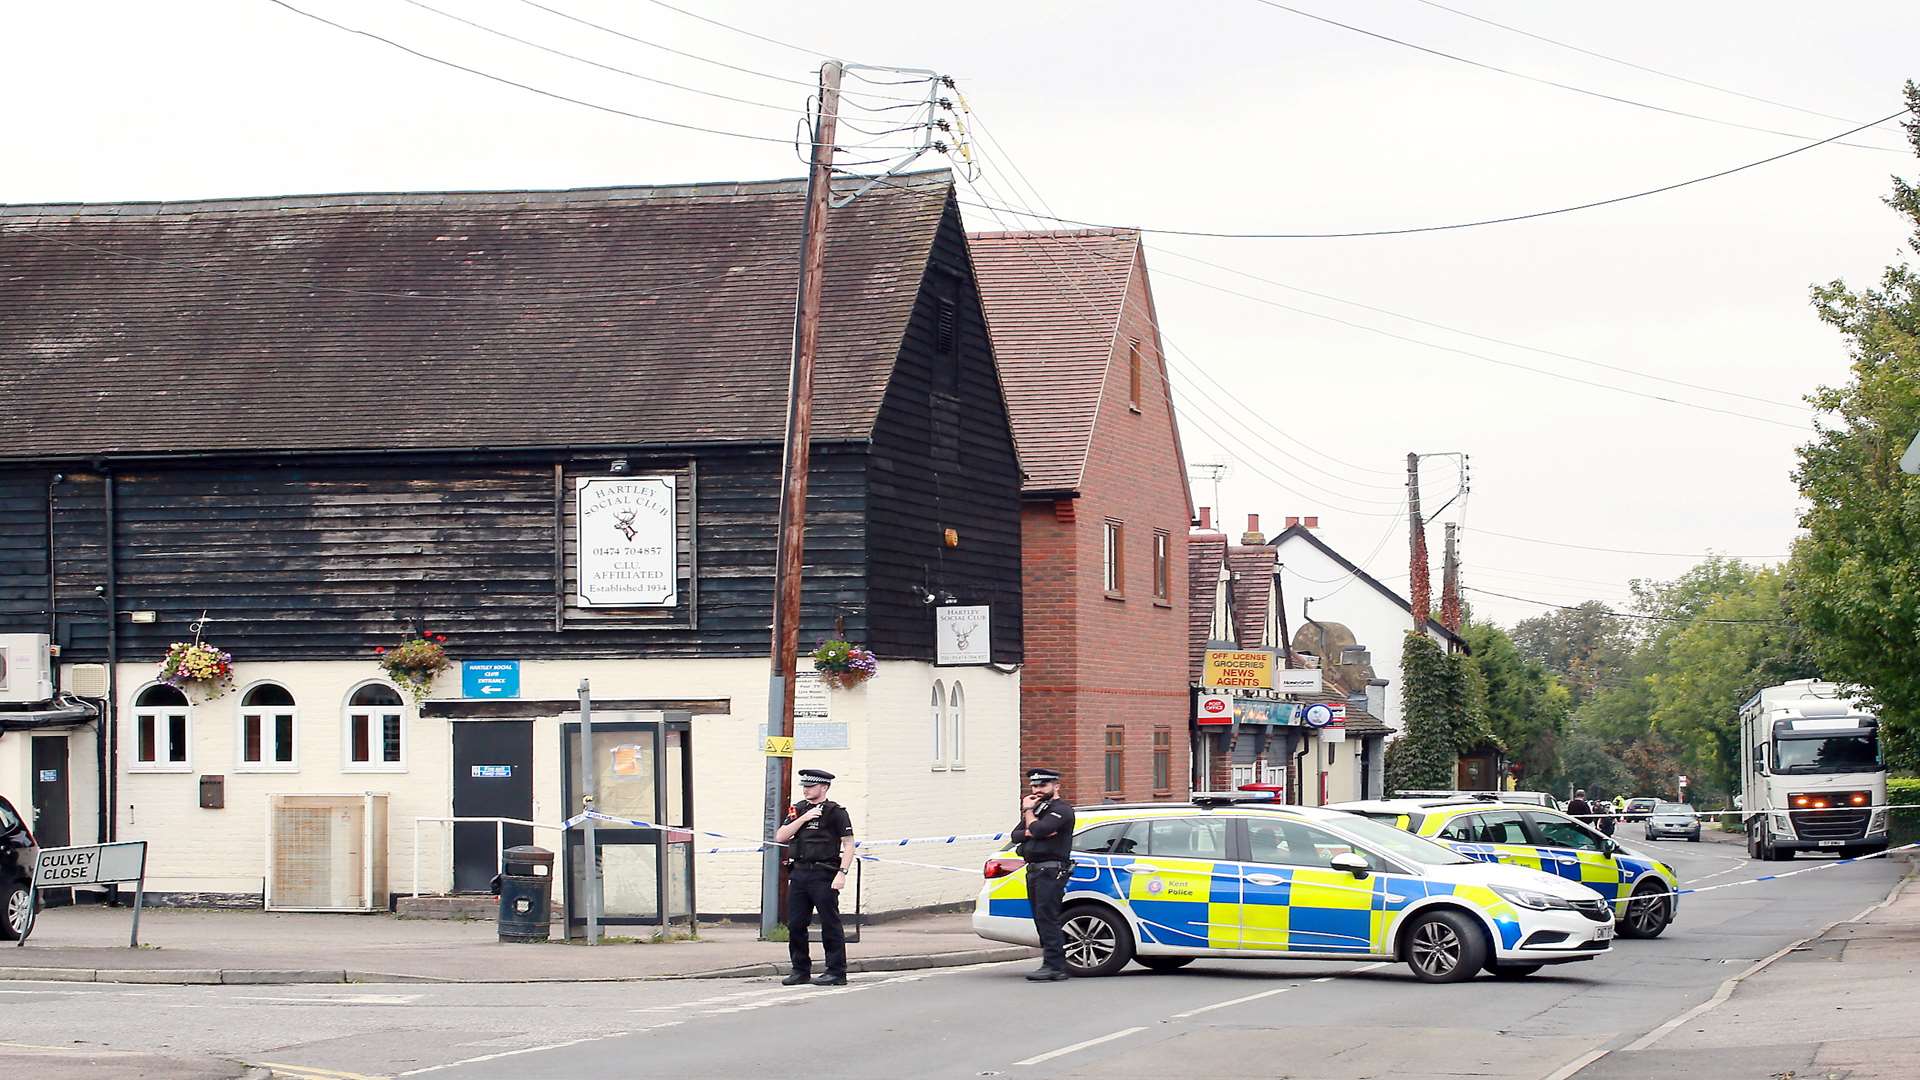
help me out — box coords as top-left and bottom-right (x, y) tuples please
(1890, 777), (1920, 846)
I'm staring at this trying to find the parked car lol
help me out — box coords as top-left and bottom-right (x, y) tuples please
(1643, 803), (1702, 842)
(1, 795), (36, 941)
(1624, 797), (1659, 822)
(1331, 795), (1680, 939)
(973, 795), (1615, 983)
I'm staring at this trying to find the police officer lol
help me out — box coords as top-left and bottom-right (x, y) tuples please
(775, 768), (855, 986)
(1010, 767), (1075, 982)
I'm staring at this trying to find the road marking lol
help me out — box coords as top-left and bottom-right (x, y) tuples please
(1168, 986), (1291, 1019)
(1013, 1026), (1147, 1066)
(236, 994), (419, 1006)
(396, 1034), (629, 1077)
(1538, 1047), (1609, 1080)
(253, 1063), (390, 1080)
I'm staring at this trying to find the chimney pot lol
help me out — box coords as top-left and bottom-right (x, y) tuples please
(1198, 506), (1213, 530)
(1304, 516), (1320, 529)
(1246, 513), (1259, 532)
(1285, 516), (1300, 528)
(1240, 513), (1266, 547)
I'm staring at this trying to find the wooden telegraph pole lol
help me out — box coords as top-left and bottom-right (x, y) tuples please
(761, 61), (843, 939)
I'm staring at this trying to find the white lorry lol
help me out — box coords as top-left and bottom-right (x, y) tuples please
(1739, 680), (1888, 861)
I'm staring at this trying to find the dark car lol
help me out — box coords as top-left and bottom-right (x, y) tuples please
(1624, 797), (1659, 823)
(2, 795), (37, 940)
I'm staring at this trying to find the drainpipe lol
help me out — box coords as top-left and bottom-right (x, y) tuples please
(103, 472), (118, 856)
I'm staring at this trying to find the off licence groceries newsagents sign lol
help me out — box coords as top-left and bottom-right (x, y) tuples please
(1203, 649), (1274, 689)
(576, 476), (678, 607)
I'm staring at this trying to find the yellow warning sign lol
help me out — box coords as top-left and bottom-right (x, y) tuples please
(764, 736), (795, 758)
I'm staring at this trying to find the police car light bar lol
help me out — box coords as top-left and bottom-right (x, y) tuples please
(1192, 791), (1278, 806)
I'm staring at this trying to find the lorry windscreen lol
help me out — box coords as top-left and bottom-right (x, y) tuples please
(1773, 734), (1881, 773)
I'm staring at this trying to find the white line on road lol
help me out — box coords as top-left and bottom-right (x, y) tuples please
(1167, 986), (1291, 1019)
(1538, 1047), (1609, 1080)
(1013, 1026), (1147, 1067)
(396, 1033), (629, 1077)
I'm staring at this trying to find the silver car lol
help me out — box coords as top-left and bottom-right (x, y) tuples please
(1643, 802), (1701, 842)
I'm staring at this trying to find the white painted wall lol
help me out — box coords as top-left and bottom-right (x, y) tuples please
(1272, 533), (1452, 736)
(88, 655), (1018, 915)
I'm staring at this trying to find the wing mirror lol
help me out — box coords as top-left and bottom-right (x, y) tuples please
(1601, 837), (1620, 858)
(1330, 852), (1370, 878)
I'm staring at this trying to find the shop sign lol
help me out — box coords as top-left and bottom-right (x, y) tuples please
(576, 476), (678, 607)
(1274, 667), (1323, 693)
(1234, 700), (1300, 726)
(1303, 703), (1337, 728)
(1195, 693), (1233, 726)
(461, 660), (520, 699)
(1203, 649), (1274, 689)
(935, 605), (991, 665)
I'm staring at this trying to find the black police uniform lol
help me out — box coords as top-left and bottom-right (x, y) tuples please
(784, 787), (854, 984)
(1010, 774), (1075, 979)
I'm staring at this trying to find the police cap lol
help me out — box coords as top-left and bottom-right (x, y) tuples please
(797, 768), (835, 786)
(1026, 768), (1061, 785)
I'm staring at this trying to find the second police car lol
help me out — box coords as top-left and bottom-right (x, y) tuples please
(1329, 795), (1681, 939)
(972, 795), (1617, 983)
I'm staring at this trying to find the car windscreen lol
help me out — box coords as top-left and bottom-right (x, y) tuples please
(1774, 734), (1882, 773)
(1653, 803), (1693, 814)
(1322, 813), (1473, 866)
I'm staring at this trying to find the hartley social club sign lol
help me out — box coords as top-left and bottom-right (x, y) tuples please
(576, 476), (679, 608)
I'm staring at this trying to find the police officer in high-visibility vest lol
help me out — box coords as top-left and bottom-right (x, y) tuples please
(1011, 767), (1075, 981)
(775, 768), (855, 986)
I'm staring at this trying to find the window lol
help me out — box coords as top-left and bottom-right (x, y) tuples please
(345, 683), (406, 770)
(1144, 817), (1228, 859)
(132, 684), (191, 771)
(1245, 818), (1360, 868)
(1103, 520), (1124, 596)
(1127, 338), (1142, 408)
(1152, 728), (1172, 792)
(1527, 812), (1605, 851)
(933, 298), (960, 396)
(1152, 530), (1170, 600)
(947, 682), (965, 770)
(238, 683), (298, 771)
(930, 680), (946, 769)
(1104, 726), (1124, 795)
(1473, 811), (1531, 845)
(1437, 816), (1477, 842)
(1073, 821), (1141, 855)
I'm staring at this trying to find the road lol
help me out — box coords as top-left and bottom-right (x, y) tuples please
(0, 835), (1901, 1080)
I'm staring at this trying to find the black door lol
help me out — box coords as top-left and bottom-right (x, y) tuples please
(31, 736), (70, 849)
(451, 722), (533, 893)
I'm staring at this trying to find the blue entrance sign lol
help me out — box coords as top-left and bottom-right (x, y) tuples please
(462, 660), (521, 700)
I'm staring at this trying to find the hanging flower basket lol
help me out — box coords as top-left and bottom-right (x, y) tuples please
(811, 640), (878, 691)
(375, 630), (450, 703)
(157, 641), (235, 700)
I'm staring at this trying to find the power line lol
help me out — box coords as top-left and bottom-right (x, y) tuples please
(1246, 0), (1906, 154)
(1464, 586), (1786, 625)
(1470, 528), (1788, 560)
(1409, 0), (1909, 140)
(260, 0), (920, 149)
(637, 0), (823, 59)
(952, 106), (1912, 239)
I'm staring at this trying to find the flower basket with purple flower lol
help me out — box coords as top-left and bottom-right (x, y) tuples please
(376, 630), (451, 703)
(157, 641), (236, 701)
(811, 640), (878, 690)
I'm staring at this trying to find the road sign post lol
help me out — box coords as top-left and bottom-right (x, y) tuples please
(20, 841), (148, 947)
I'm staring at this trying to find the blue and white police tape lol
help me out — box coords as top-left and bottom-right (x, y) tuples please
(1567, 802), (1920, 822)
(1672, 840), (1919, 896)
(563, 809), (1014, 855)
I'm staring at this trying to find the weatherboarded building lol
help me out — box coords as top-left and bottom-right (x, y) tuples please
(0, 170), (1022, 920)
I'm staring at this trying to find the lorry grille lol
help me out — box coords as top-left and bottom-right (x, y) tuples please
(1794, 808), (1869, 840)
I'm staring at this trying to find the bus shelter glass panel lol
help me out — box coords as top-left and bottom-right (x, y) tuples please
(561, 716), (694, 933)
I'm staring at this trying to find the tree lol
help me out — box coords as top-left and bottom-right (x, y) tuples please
(1386, 632), (1496, 792)
(1790, 83), (1920, 771)
(1511, 602), (1638, 705)
(1557, 725), (1635, 799)
(1461, 618), (1570, 787)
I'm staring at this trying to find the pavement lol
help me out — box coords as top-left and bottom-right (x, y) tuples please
(0, 907), (1031, 985)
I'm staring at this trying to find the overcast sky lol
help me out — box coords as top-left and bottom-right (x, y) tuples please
(8, 0), (1916, 630)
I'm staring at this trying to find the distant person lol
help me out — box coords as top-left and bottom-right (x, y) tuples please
(1567, 790), (1593, 823)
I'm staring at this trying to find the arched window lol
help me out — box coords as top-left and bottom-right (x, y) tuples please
(237, 682), (298, 771)
(132, 684), (192, 772)
(930, 680), (946, 770)
(344, 682), (407, 771)
(948, 682), (965, 771)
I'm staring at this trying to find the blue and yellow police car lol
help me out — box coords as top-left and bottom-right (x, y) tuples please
(972, 794), (1616, 982)
(1329, 795), (1680, 939)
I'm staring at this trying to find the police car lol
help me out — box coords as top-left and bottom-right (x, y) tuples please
(972, 795), (1616, 983)
(1329, 795), (1680, 939)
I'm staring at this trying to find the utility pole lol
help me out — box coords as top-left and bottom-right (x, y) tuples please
(761, 60), (843, 940)
(1439, 522), (1462, 637)
(1406, 452), (1430, 632)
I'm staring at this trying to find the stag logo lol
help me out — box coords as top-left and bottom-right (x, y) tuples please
(613, 509), (639, 542)
(952, 621), (979, 653)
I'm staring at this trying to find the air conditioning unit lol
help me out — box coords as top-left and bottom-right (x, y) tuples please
(266, 793), (390, 912)
(0, 634), (55, 704)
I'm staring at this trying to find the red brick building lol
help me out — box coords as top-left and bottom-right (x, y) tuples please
(971, 229), (1194, 802)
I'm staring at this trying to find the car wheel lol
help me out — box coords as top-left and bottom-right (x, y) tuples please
(1135, 956), (1193, 973)
(1619, 884), (1672, 939)
(2, 882), (30, 942)
(1061, 904), (1133, 978)
(1402, 908), (1488, 983)
(1486, 963), (1541, 979)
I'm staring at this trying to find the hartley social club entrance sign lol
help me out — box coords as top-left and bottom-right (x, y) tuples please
(576, 476), (679, 607)
(17, 840), (150, 947)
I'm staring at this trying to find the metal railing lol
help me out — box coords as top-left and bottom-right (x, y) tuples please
(410, 816), (567, 898)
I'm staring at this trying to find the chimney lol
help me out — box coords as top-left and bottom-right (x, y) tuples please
(1197, 506), (1213, 531)
(1284, 516), (1300, 528)
(1240, 513), (1265, 546)
(1304, 516), (1319, 529)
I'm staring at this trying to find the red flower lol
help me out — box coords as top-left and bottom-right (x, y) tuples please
(374, 647), (386, 654)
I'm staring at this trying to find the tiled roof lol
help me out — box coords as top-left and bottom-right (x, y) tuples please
(1226, 545), (1277, 650)
(0, 171), (955, 459)
(969, 230), (1137, 494)
(1188, 529), (1228, 681)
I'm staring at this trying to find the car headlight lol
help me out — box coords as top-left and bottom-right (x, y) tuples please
(1770, 814), (1795, 838)
(1491, 885), (1574, 911)
(1868, 812), (1888, 836)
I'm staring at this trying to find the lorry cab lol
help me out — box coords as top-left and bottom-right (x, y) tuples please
(1739, 681), (1889, 861)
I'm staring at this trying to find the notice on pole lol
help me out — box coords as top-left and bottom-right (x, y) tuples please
(576, 476), (678, 607)
(1203, 650), (1275, 689)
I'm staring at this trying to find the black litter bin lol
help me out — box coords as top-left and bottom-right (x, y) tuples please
(496, 845), (554, 943)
